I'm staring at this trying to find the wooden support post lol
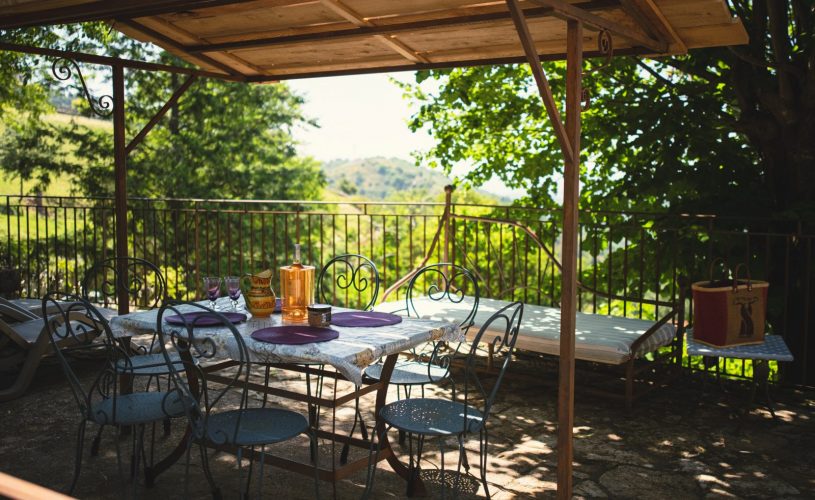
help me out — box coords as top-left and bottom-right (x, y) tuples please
(443, 184), (455, 264)
(557, 19), (583, 499)
(112, 63), (129, 315)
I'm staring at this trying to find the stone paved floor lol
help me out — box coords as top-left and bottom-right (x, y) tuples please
(1, 355), (813, 499)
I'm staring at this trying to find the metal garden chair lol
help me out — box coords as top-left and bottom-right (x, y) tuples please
(80, 257), (180, 453)
(156, 301), (319, 499)
(42, 293), (186, 496)
(312, 254), (380, 464)
(364, 263), (479, 403)
(365, 301), (523, 499)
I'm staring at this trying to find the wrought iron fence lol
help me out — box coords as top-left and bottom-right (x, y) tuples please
(2, 193), (812, 385)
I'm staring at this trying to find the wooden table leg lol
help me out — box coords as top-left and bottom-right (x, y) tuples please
(374, 354), (427, 497)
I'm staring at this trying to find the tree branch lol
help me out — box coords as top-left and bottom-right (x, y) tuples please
(767, 0), (793, 101)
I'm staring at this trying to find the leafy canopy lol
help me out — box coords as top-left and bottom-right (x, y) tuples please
(400, 1), (813, 220)
(0, 24), (324, 201)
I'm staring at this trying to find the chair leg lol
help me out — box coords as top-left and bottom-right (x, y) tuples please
(406, 434), (425, 498)
(479, 428), (491, 499)
(69, 421), (87, 495)
(199, 443), (221, 500)
(438, 436), (446, 500)
(340, 388), (366, 465)
(454, 434), (466, 495)
(256, 446), (266, 500)
(90, 425), (104, 457)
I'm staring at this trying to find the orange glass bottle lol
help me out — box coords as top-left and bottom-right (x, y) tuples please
(279, 244), (315, 322)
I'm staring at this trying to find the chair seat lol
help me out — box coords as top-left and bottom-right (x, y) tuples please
(115, 352), (185, 376)
(89, 391), (186, 426)
(201, 408), (309, 446)
(380, 398), (484, 436)
(364, 361), (449, 386)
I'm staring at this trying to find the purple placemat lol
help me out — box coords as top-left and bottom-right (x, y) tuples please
(165, 311), (247, 326)
(330, 311), (403, 327)
(251, 325), (339, 345)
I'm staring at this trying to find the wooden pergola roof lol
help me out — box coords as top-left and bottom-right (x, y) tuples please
(1, 0), (747, 81)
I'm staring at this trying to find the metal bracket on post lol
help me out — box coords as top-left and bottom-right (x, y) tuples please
(50, 58), (113, 118)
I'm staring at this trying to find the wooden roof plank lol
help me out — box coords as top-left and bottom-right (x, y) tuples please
(528, 0), (667, 52)
(317, 0), (428, 63)
(0, 0), (748, 80)
(619, 0), (686, 53)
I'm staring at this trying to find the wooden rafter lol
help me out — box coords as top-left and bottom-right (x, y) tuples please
(0, 0), (260, 30)
(319, 0), (430, 64)
(506, 0), (574, 165)
(0, 41), (244, 81)
(528, 0), (668, 53)
(116, 18), (240, 76)
(126, 75), (196, 154)
(618, 0), (687, 53)
(245, 46), (646, 82)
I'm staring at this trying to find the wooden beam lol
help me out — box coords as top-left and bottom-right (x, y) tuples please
(618, 0), (686, 53)
(506, 0), (574, 166)
(0, 42), (244, 81)
(319, 0), (429, 64)
(0, 0), (261, 30)
(246, 46), (647, 82)
(112, 63), (129, 316)
(557, 18), (582, 500)
(0, 471), (74, 500)
(185, 4), (613, 54)
(374, 35), (430, 64)
(126, 75), (196, 154)
(115, 18), (241, 77)
(528, 0), (668, 53)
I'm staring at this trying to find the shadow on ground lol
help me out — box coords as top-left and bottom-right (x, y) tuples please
(1, 355), (814, 499)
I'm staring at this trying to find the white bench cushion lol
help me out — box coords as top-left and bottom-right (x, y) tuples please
(379, 297), (676, 365)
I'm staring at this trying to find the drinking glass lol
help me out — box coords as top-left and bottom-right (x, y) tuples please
(203, 276), (222, 310)
(225, 276), (241, 311)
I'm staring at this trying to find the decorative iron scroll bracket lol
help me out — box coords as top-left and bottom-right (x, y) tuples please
(51, 58), (114, 118)
(581, 29), (614, 110)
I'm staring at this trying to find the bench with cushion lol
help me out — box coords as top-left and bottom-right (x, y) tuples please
(382, 295), (685, 409)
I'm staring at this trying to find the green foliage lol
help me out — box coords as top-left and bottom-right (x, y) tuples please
(400, 1), (813, 221)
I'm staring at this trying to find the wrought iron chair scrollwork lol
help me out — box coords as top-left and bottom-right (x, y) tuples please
(80, 256), (167, 313)
(365, 301), (524, 499)
(156, 301), (319, 499)
(317, 253), (380, 311)
(365, 263), (480, 392)
(42, 293), (185, 496)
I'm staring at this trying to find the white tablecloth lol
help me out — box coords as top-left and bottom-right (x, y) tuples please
(110, 297), (461, 385)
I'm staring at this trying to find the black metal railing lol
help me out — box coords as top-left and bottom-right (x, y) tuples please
(2, 193), (812, 384)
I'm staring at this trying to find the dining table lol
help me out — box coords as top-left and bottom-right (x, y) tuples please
(109, 296), (462, 495)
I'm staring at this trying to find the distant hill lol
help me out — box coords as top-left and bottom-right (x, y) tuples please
(322, 157), (450, 200)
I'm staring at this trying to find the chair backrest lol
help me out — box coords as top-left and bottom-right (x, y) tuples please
(156, 301), (251, 444)
(405, 263), (480, 334)
(41, 293), (124, 422)
(317, 254), (380, 310)
(80, 257), (167, 310)
(460, 301), (523, 430)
